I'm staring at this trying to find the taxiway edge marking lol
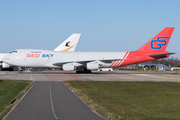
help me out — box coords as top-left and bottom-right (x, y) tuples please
(49, 83), (58, 119)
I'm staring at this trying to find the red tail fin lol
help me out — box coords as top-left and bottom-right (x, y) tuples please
(137, 27), (174, 52)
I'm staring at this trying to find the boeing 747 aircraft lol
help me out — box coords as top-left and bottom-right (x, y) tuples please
(3, 27), (175, 73)
(0, 33), (81, 71)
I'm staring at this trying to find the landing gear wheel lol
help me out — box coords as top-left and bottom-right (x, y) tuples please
(85, 70), (92, 73)
(76, 70), (85, 74)
(76, 67), (92, 74)
(83, 70), (92, 73)
(19, 70), (23, 74)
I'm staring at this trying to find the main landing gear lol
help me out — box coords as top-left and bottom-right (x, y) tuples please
(76, 67), (92, 74)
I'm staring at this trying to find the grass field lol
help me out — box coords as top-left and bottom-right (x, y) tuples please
(65, 81), (180, 120)
(0, 80), (34, 119)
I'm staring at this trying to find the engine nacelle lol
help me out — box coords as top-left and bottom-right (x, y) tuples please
(2, 63), (11, 68)
(87, 63), (99, 70)
(62, 64), (75, 71)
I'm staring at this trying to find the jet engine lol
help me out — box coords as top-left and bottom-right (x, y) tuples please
(2, 63), (11, 68)
(87, 62), (99, 70)
(62, 64), (75, 71)
(0, 62), (13, 71)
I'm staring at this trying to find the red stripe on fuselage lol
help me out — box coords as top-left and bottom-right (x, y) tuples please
(112, 61), (120, 68)
(116, 51), (129, 67)
(113, 52), (129, 67)
(109, 51), (129, 68)
(109, 61), (116, 68)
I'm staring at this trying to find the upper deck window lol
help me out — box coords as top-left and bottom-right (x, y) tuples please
(31, 51), (41, 53)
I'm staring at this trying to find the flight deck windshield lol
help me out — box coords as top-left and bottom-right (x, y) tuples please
(10, 51), (17, 54)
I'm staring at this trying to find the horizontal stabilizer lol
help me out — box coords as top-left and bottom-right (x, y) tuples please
(147, 53), (176, 57)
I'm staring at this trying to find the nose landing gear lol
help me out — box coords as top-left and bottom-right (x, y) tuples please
(19, 70), (23, 74)
(18, 67), (23, 74)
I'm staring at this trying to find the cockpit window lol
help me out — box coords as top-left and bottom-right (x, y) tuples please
(10, 51), (17, 54)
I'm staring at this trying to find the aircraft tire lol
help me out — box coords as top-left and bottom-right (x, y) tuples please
(19, 70), (23, 74)
(84, 70), (92, 74)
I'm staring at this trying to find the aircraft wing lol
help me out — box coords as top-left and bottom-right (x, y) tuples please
(147, 52), (176, 57)
(53, 58), (127, 67)
(99, 59), (127, 63)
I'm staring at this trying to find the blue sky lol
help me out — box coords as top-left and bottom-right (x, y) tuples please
(0, 0), (180, 58)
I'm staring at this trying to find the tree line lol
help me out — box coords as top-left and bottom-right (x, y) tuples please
(151, 56), (180, 67)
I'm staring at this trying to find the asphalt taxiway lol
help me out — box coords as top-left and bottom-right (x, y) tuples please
(4, 81), (104, 120)
(1, 70), (180, 120)
(1, 70), (180, 82)
(2, 71), (106, 120)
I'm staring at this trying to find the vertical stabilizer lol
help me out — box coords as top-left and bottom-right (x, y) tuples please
(137, 27), (174, 52)
(54, 34), (81, 52)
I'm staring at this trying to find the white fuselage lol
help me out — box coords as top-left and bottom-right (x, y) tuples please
(3, 49), (127, 68)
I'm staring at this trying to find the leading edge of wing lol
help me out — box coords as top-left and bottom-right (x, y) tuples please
(53, 58), (127, 67)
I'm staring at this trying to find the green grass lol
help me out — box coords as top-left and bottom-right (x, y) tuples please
(0, 80), (34, 119)
(65, 81), (180, 120)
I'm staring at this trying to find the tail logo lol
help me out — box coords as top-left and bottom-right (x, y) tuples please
(65, 41), (71, 47)
(151, 37), (170, 49)
(61, 41), (76, 51)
